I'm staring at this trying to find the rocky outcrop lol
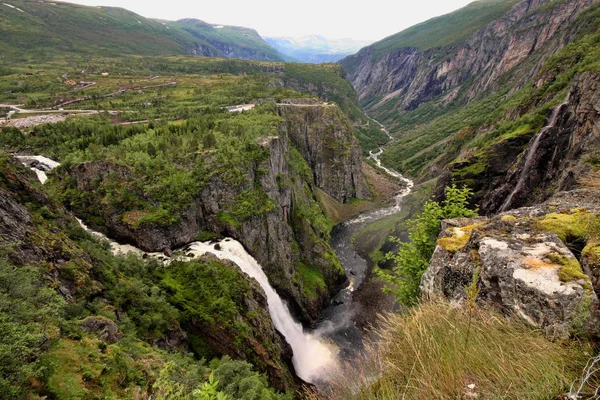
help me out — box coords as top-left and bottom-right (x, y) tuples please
(277, 103), (371, 202)
(421, 206), (599, 338)
(442, 71), (600, 214)
(342, 0), (598, 119)
(80, 316), (122, 344)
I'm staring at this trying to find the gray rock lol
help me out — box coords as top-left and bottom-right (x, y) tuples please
(421, 214), (598, 338)
(80, 316), (122, 343)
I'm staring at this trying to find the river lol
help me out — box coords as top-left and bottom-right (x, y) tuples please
(313, 120), (413, 363)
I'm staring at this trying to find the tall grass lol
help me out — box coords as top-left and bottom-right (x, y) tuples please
(309, 302), (589, 400)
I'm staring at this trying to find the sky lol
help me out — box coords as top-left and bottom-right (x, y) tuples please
(62, 0), (476, 41)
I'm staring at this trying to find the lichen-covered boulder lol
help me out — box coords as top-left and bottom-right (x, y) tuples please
(421, 209), (598, 338)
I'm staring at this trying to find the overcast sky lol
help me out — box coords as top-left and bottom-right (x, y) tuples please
(62, 0), (476, 41)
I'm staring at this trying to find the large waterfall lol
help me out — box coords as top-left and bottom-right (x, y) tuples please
(20, 155), (336, 383)
(186, 240), (336, 382)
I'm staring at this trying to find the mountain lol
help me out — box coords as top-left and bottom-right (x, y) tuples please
(265, 35), (372, 63)
(340, 0), (600, 209)
(0, 0), (283, 61)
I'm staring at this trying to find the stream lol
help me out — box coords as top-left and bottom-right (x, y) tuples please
(17, 122), (412, 383)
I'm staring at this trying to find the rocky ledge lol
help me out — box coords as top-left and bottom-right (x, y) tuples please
(421, 194), (600, 338)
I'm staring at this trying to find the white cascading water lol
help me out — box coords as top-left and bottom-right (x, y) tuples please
(20, 155), (336, 383)
(16, 155), (61, 184)
(499, 102), (568, 212)
(185, 240), (336, 382)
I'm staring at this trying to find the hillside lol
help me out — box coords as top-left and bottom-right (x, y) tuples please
(341, 0), (600, 325)
(0, 0), (284, 61)
(340, 0), (600, 202)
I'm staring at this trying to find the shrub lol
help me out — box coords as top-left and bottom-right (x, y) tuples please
(378, 184), (477, 305)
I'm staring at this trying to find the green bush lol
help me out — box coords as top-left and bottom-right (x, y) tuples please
(378, 185), (478, 305)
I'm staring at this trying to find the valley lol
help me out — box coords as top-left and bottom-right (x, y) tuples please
(1, 0), (600, 399)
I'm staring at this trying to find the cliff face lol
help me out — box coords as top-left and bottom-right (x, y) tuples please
(441, 71), (600, 214)
(59, 103), (368, 323)
(342, 0), (597, 118)
(277, 103), (371, 202)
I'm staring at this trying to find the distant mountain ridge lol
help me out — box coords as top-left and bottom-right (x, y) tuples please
(265, 35), (372, 63)
(0, 0), (284, 61)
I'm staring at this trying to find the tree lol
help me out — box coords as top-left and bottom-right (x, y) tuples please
(378, 184), (477, 305)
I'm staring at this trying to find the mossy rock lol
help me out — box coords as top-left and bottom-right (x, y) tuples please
(536, 209), (600, 243)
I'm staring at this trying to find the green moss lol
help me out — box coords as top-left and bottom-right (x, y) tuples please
(194, 231), (221, 242)
(451, 157), (487, 178)
(437, 225), (479, 253)
(546, 253), (590, 285)
(582, 243), (600, 265)
(295, 262), (327, 300)
(536, 210), (600, 243)
(218, 211), (241, 229)
(501, 215), (518, 223)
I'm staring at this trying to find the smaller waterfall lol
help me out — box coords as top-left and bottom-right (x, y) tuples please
(16, 155), (60, 184)
(499, 102), (568, 212)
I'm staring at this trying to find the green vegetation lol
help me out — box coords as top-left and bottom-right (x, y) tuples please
(0, 156), (291, 398)
(378, 185), (477, 305)
(0, 0), (282, 61)
(313, 302), (590, 400)
(371, 3), (600, 183)
(536, 209), (600, 243)
(546, 253), (590, 284)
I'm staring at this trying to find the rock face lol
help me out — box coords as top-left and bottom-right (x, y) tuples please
(421, 207), (598, 338)
(277, 103), (371, 202)
(482, 71), (600, 212)
(442, 71), (600, 214)
(59, 103), (367, 323)
(341, 0), (597, 118)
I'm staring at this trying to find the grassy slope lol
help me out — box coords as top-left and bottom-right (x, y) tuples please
(312, 302), (592, 399)
(176, 19), (283, 61)
(0, 0), (282, 61)
(371, 0), (520, 58)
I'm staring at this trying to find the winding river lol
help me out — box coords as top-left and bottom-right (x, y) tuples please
(314, 120), (413, 362)
(17, 121), (412, 384)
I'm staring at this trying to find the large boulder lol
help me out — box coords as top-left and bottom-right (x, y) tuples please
(421, 207), (598, 338)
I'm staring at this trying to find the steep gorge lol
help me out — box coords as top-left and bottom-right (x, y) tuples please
(53, 102), (369, 324)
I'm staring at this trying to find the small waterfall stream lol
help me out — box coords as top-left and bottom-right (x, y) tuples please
(20, 155), (335, 383)
(499, 102), (568, 212)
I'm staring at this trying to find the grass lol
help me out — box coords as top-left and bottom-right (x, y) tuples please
(311, 301), (590, 400)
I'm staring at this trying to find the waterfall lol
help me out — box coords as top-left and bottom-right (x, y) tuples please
(20, 155), (336, 383)
(499, 102), (568, 212)
(185, 241), (336, 382)
(15, 155), (60, 184)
